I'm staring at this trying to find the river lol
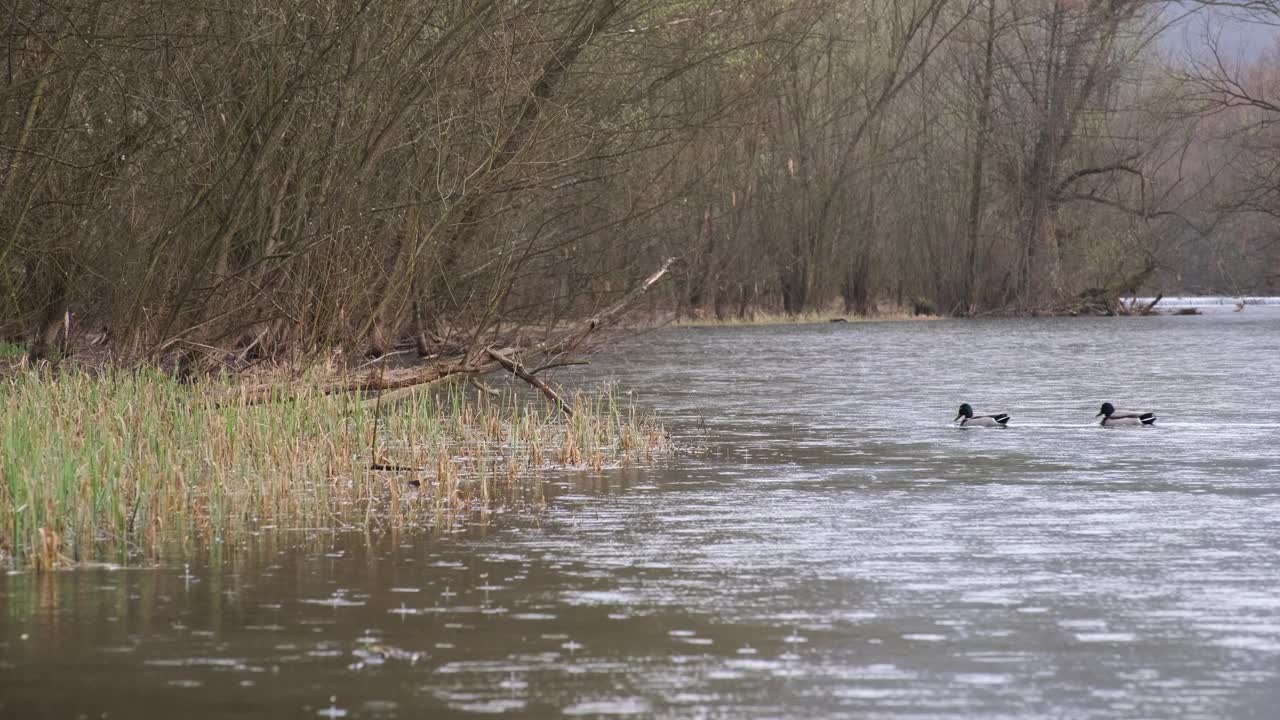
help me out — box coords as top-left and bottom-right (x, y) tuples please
(4, 309), (1280, 718)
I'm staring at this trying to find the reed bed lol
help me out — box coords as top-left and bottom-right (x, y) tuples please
(0, 370), (667, 571)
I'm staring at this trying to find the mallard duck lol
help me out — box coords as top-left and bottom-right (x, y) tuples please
(954, 403), (1010, 427)
(1096, 402), (1156, 426)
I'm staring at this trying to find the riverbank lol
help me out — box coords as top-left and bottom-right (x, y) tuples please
(0, 369), (666, 571)
(663, 300), (942, 327)
(673, 311), (941, 327)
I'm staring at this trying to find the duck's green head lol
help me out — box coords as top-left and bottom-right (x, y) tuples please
(1097, 402), (1115, 417)
(956, 403), (974, 421)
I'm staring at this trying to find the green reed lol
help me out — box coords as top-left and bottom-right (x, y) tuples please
(0, 369), (666, 571)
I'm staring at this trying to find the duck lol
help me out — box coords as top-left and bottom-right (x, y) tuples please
(954, 403), (1010, 427)
(1096, 402), (1156, 426)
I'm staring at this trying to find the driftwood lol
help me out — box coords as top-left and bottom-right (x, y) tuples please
(1061, 264), (1157, 317)
(370, 462), (425, 472)
(1112, 293), (1162, 316)
(1067, 288), (1160, 317)
(233, 257), (675, 407)
(1135, 293), (1162, 315)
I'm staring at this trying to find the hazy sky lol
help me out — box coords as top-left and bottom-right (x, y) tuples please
(1162, 3), (1279, 59)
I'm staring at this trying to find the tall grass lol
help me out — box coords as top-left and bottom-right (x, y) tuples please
(0, 370), (666, 571)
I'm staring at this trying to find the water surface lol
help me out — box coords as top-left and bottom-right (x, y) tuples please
(4, 311), (1280, 718)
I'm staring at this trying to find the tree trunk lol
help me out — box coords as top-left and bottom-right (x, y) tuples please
(963, 0), (998, 314)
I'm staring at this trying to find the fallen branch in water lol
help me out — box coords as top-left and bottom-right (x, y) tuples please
(487, 347), (572, 416)
(469, 376), (502, 396)
(231, 257), (675, 407)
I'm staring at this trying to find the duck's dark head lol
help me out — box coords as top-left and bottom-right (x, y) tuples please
(956, 403), (974, 421)
(1097, 402), (1115, 418)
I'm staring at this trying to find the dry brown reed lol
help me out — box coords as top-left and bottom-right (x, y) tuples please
(0, 369), (667, 570)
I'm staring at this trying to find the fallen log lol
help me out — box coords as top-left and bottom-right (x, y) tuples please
(234, 356), (495, 406)
(230, 257), (674, 407)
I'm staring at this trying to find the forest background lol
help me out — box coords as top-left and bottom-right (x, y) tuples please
(4, 0), (1279, 364)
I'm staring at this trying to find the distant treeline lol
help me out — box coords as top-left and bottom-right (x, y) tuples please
(3, 0), (1278, 361)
